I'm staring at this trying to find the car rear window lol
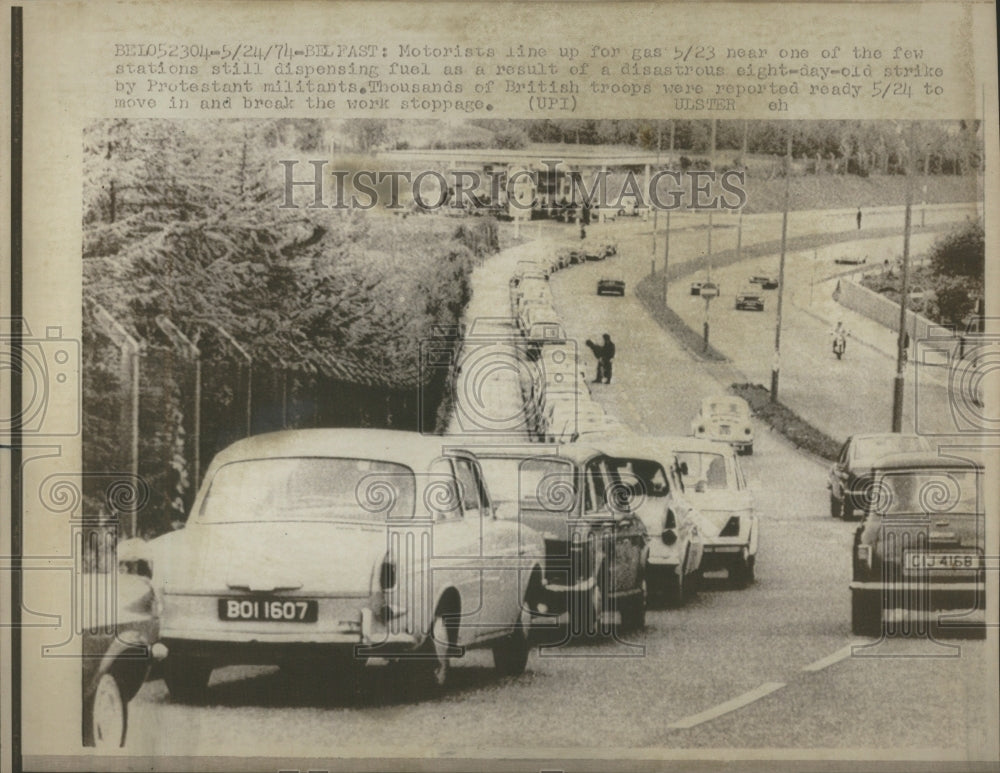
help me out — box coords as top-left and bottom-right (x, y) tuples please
(708, 399), (746, 416)
(478, 456), (577, 513)
(676, 452), (730, 490)
(875, 470), (981, 515)
(198, 457), (415, 523)
(853, 435), (929, 462)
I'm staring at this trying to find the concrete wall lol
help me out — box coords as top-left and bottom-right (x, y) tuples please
(833, 278), (954, 342)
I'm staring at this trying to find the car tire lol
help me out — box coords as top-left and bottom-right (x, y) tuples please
(729, 550), (756, 589)
(662, 562), (686, 609)
(830, 494), (841, 518)
(163, 658), (211, 703)
(618, 577), (647, 633)
(745, 444), (754, 456)
(492, 611), (530, 677)
(840, 497), (855, 521)
(87, 672), (127, 748)
(580, 575), (609, 637)
(851, 589), (881, 637)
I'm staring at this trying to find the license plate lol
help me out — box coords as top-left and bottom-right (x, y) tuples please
(218, 598), (318, 622)
(904, 552), (979, 571)
(719, 425), (731, 435)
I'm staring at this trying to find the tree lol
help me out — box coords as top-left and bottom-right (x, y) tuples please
(929, 219), (984, 278)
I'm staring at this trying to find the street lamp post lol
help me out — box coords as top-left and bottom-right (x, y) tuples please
(771, 133), (792, 402)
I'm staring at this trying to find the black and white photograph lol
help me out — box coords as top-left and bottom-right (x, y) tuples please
(75, 116), (992, 759)
(3, 3), (999, 772)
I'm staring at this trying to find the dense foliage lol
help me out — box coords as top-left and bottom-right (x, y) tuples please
(83, 119), (490, 533)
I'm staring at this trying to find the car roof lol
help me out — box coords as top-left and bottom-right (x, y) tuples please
(868, 451), (982, 472)
(460, 443), (608, 465)
(703, 395), (749, 409)
(207, 429), (466, 469)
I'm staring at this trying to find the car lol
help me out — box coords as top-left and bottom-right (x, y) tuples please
(597, 277), (626, 296)
(122, 429), (546, 697)
(735, 287), (765, 311)
(849, 452), (984, 637)
(828, 433), (933, 520)
(671, 437), (759, 588)
(690, 281), (704, 296)
(835, 255), (868, 265)
(749, 275), (779, 290)
(470, 445), (650, 633)
(592, 204), (623, 222)
(596, 438), (705, 606)
(81, 572), (162, 748)
(691, 395), (754, 455)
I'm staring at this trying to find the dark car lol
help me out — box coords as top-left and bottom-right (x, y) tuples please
(597, 277), (626, 296)
(734, 287), (764, 311)
(849, 452), (984, 636)
(828, 433), (932, 519)
(749, 275), (779, 290)
(82, 571), (162, 748)
(472, 446), (650, 634)
(835, 255), (868, 265)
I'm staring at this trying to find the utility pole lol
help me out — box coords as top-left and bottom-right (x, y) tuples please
(771, 132), (792, 402)
(891, 123), (915, 432)
(652, 123), (662, 276)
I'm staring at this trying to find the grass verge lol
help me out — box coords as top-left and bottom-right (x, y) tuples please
(731, 382), (841, 461)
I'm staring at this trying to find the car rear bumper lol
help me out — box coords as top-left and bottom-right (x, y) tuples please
(850, 581), (986, 610)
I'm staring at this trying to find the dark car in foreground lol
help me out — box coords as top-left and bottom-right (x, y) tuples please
(849, 452), (984, 636)
(82, 572), (162, 748)
(472, 446), (649, 634)
(828, 433), (932, 519)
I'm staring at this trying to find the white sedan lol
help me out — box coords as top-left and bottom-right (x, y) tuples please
(122, 429), (545, 700)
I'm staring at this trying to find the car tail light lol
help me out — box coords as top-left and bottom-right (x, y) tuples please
(380, 561), (396, 591)
(697, 426), (705, 434)
(662, 529), (677, 546)
(720, 516), (741, 537)
(745, 428), (751, 435)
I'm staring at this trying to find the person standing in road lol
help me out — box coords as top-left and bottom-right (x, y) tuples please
(856, 206), (863, 229)
(585, 333), (616, 383)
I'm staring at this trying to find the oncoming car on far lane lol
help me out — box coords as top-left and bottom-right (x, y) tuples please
(121, 429), (546, 700)
(692, 395), (755, 455)
(828, 433), (933, 520)
(849, 452), (985, 637)
(671, 437), (758, 588)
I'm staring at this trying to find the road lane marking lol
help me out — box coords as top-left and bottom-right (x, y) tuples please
(801, 644), (854, 672)
(667, 681), (786, 730)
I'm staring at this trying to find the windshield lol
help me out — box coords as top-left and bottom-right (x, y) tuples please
(478, 456), (577, 513)
(676, 451), (730, 491)
(198, 457), (415, 523)
(875, 469), (981, 515)
(707, 399), (747, 417)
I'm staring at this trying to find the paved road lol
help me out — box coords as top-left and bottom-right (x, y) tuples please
(122, 206), (994, 762)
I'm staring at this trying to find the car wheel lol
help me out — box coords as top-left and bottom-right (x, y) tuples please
(162, 658), (211, 703)
(840, 497), (855, 521)
(830, 494), (841, 518)
(580, 576), (609, 637)
(618, 576), (647, 633)
(729, 549), (755, 589)
(851, 589), (881, 637)
(89, 672), (127, 748)
(492, 610), (530, 677)
(744, 444), (754, 456)
(662, 562), (686, 609)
